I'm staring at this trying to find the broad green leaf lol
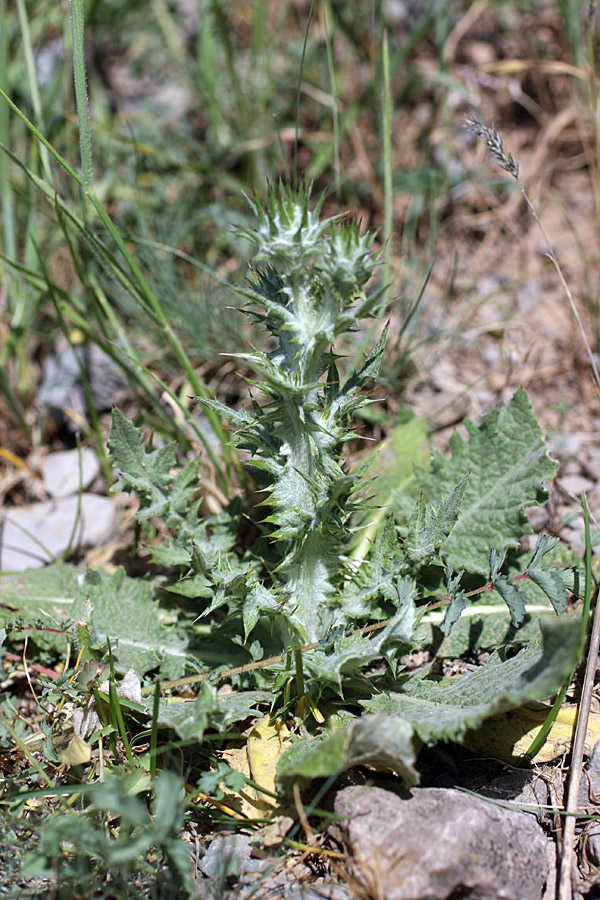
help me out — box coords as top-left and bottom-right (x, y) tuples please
(362, 618), (580, 745)
(108, 409), (177, 521)
(72, 568), (188, 678)
(157, 687), (269, 742)
(0, 563), (84, 651)
(277, 714), (417, 788)
(418, 389), (558, 574)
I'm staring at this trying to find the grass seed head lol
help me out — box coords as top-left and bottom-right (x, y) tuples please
(465, 118), (519, 180)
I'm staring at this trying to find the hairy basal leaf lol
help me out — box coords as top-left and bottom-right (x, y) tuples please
(277, 713), (418, 788)
(73, 568), (188, 678)
(362, 618), (580, 745)
(0, 563), (84, 651)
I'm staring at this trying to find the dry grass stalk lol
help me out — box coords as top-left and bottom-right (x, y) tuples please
(466, 118), (600, 395)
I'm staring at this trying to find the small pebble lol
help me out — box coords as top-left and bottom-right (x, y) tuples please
(1, 495), (116, 572)
(43, 447), (101, 498)
(559, 475), (595, 497)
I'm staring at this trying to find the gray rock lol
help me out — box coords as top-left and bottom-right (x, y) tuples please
(1, 495), (116, 571)
(481, 768), (550, 821)
(582, 822), (600, 867)
(265, 887), (352, 900)
(583, 447), (600, 481)
(200, 834), (253, 880)
(331, 785), (550, 900)
(43, 448), (101, 498)
(559, 476), (595, 498)
(527, 506), (550, 532)
(37, 343), (129, 431)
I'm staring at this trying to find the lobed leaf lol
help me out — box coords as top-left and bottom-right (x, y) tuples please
(418, 389), (558, 574)
(108, 409), (176, 521)
(362, 617), (580, 746)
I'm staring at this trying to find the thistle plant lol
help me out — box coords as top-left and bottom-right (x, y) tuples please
(99, 182), (584, 783)
(202, 184), (384, 645)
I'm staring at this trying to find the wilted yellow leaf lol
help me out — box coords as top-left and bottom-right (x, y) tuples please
(464, 705), (600, 763)
(59, 734), (92, 766)
(221, 716), (291, 818)
(247, 718), (291, 796)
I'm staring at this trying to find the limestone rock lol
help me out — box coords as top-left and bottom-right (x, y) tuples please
(331, 785), (550, 900)
(1, 495), (116, 571)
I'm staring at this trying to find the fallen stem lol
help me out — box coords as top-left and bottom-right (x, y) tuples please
(153, 571), (542, 695)
(557, 497), (599, 900)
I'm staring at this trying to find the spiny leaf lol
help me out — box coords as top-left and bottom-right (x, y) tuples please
(304, 579), (417, 693)
(156, 687), (270, 742)
(441, 592), (466, 636)
(490, 547), (526, 626)
(108, 409), (176, 521)
(362, 617), (580, 745)
(405, 474), (469, 566)
(526, 535), (570, 614)
(493, 576), (527, 627)
(419, 389), (558, 574)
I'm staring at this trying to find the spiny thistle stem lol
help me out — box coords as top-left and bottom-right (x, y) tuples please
(202, 183), (386, 643)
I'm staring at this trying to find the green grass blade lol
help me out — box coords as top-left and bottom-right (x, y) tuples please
(0, 90), (83, 184)
(323, 0), (341, 201)
(0, 0), (16, 262)
(69, 0), (93, 188)
(523, 495), (592, 762)
(16, 0), (52, 183)
(150, 681), (160, 781)
(293, 0), (315, 184)
(62, 437), (84, 562)
(381, 28), (393, 306)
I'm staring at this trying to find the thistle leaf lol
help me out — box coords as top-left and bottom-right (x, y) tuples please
(419, 389), (558, 574)
(362, 618), (580, 745)
(526, 535), (570, 614)
(405, 474), (469, 566)
(108, 408), (176, 521)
